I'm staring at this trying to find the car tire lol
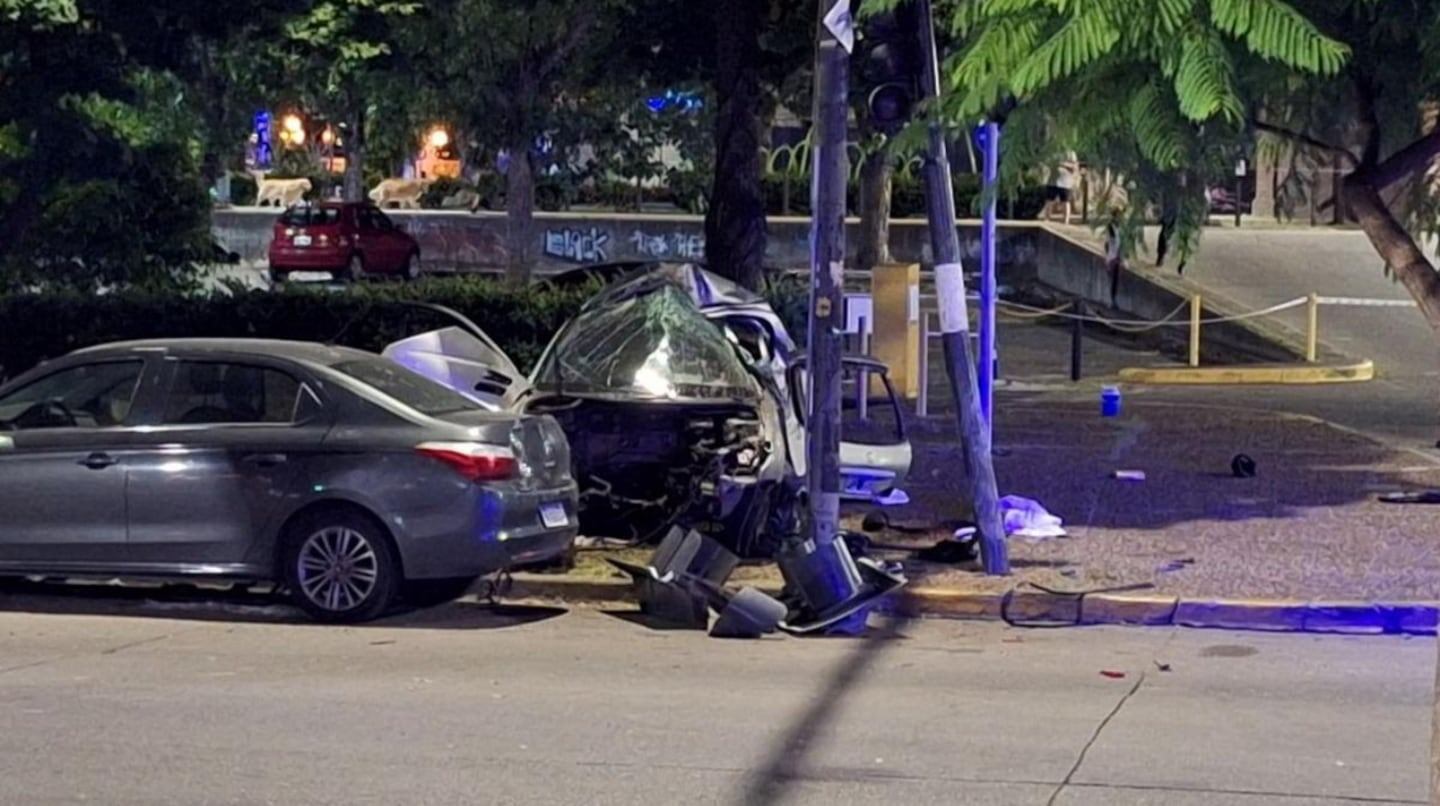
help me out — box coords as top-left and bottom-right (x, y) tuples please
(339, 252), (366, 283)
(269, 268), (289, 286)
(282, 508), (399, 623)
(403, 576), (477, 608)
(402, 251), (421, 282)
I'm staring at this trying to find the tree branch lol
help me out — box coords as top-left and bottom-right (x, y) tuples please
(1359, 127), (1440, 193)
(1252, 119), (1356, 167)
(537, 9), (597, 80)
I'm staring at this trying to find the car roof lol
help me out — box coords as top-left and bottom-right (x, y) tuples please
(70, 338), (379, 367)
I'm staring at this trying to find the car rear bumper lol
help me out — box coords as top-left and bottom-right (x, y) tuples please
(268, 246), (350, 271)
(399, 481), (579, 580)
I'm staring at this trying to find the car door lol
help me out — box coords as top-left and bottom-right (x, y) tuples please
(373, 208), (410, 271)
(122, 357), (330, 573)
(357, 207), (400, 273)
(0, 358), (154, 567)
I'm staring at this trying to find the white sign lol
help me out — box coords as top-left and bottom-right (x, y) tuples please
(824, 0), (855, 53)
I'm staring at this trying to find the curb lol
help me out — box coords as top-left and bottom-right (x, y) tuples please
(508, 576), (1438, 636)
(1117, 359), (1374, 385)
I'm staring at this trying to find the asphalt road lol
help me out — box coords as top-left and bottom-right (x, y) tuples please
(1138, 227), (1440, 451)
(0, 588), (1431, 805)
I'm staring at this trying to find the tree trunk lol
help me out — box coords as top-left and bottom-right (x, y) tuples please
(1345, 178), (1440, 332)
(855, 148), (893, 272)
(343, 104), (367, 203)
(505, 141), (535, 285)
(704, 0), (767, 291)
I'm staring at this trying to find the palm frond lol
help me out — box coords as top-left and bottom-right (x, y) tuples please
(1208, 0), (1349, 74)
(1174, 29), (1243, 122)
(1127, 80), (1188, 168)
(1009, 3), (1121, 96)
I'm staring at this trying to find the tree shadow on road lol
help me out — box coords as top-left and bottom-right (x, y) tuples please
(736, 614), (913, 805)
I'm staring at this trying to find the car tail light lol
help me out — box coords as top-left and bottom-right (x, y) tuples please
(416, 442), (517, 482)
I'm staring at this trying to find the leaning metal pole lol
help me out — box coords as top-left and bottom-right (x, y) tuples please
(805, 0), (849, 550)
(915, 0), (1008, 574)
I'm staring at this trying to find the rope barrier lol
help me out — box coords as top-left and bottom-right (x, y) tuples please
(1315, 296), (1416, 308)
(993, 296), (1310, 331)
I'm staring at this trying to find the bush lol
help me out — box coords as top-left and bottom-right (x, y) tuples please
(0, 276), (813, 383)
(0, 276), (811, 383)
(535, 173), (575, 212)
(420, 177), (473, 209)
(229, 172), (258, 206)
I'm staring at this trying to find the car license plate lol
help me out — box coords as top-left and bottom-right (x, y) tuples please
(539, 502), (568, 529)
(293, 234), (312, 247)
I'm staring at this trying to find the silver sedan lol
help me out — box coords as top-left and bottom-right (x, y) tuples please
(0, 339), (578, 622)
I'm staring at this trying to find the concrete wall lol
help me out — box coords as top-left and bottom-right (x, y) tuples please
(213, 208), (1040, 278)
(1033, 228), (1298, 363)
(213, 209), (1292, 361)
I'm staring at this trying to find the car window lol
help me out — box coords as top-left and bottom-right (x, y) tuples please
(162, 362), (308, 425)
(0, 360), (144, 431)
(280, 206), (340, 226)
(331, 358), (481, 416)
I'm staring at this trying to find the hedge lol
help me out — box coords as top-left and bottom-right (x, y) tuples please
(0, 277), (809, 383)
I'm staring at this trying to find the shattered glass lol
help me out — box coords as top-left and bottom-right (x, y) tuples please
(533, 284), (760, 402)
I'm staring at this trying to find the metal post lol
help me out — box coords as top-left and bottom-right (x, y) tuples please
(917, 313), (930, 417)
(917, 0), (1008, 575)
(1070, 298), (1083, 382)
(978, 121), (999, 428)
(1305, 293), (1319, 363)
(857, 316), (870, 421)
(1189, 294), (1202, 367)
(804, 0), (849, 549)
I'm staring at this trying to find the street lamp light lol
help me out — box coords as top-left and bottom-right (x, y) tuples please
(427, 127), (450, 150)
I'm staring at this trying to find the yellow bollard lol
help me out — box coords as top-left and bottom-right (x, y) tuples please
(1306, 293), (1319, 363)
(1189, 294), (1202, 367)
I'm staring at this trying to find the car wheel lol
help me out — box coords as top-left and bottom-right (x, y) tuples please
(403, 576), (478, 608)
(339, 252), (366, 283)
(283, 509), (399, 623)
(402, 251), (421, 282)
(269, 268), (289, 286)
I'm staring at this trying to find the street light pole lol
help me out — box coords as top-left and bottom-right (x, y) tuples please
(915, 0), (1008, 574)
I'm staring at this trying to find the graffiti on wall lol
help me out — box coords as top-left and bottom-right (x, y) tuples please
(543, 227), (610, 262)
(629, 230), (705, 261)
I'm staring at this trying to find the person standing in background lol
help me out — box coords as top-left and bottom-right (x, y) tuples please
(1043, 151), (1080, 225)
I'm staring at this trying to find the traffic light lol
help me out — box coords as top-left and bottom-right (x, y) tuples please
(854, 2), (923, 135)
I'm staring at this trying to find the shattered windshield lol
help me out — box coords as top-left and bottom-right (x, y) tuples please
(533, 284), (759, 401)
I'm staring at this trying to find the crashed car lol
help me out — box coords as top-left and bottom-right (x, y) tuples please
(383, 264), (913, 559)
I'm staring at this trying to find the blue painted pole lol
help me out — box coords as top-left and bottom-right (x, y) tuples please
(978, 120), (1000, 429)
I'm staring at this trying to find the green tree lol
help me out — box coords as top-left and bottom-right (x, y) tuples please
(0, 0), (214, 290)
(915, 0), (1440, 332)
(616, 0), (812, 290)
(407, 0), (628, 282)
(279, 0), (421, 202)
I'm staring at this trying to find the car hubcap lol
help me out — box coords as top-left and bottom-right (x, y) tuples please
(297, 527), (379, 611)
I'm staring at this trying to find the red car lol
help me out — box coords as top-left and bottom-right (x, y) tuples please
(268, 202), (421, 283)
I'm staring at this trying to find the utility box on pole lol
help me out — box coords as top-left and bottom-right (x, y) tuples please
(870, 262), (921, 398)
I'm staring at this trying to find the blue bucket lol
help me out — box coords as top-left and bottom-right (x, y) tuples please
(1101, 386), (1122, 418)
